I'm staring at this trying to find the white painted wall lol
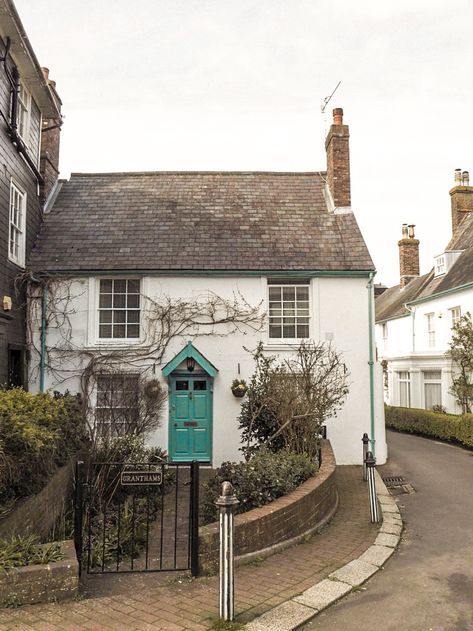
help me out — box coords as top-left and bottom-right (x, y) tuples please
(376, 285), (473, 413)
(29, 274), (386, 465)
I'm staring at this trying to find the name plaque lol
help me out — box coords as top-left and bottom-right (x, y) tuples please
(120, 470), (163, 486)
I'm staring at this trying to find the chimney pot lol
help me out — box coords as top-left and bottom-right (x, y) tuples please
(462, 170), (469, 186)
(333, 107), (343, 125)
(408, 224), (415, 239)
(401, 223), (408, 238)
(455, 168), (462, 185)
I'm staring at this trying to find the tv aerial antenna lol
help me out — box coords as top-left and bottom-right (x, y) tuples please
(321, 81), (341, 113)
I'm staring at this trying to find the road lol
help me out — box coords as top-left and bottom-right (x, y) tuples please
(302, 430), (473, 631)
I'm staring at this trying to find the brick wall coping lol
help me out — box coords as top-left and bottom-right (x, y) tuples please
(199, 440), (338, 573)
(0, 540), (79, 607)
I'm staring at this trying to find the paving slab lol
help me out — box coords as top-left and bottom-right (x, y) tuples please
(329, 559), (378, 587)
(380, 521), (402, 536)
(245, 600), (315, 631)
(382, 512), (402, 524)
(358, 544), (395, 567)
(293, 578), (352, 611)
(375, 532), (399, 548)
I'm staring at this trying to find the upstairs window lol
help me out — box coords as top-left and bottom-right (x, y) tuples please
(450, 306), (461, 328)
(382, 322), (388, 351)
(268, 280), (310, 340)
(17, 82), (31, 142)
(8, 181), (26, 267)
(95, 373), (139, 439)
(98, 279), (140, 339)
(426, 313), (435, 348)
(434, 255), (445, 276)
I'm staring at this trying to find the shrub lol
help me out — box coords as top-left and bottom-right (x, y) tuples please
(385, 405), (473, 448)
(0, 389), (87, 505)
(0, 535), (63, 571)
(202, 448), (317, 524)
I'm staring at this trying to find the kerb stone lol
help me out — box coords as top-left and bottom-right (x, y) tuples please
(294, 578), (352, 611)
(329, 559), (378, 587)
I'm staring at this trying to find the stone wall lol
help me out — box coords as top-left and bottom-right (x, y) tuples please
(199, 440), (338, 573)
(0, 460), (74, 542)
(0, 540), (78, 606)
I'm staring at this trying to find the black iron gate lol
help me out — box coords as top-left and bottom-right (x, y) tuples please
(74, 459), (199, 576)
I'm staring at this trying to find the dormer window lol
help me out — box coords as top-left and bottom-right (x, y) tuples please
(434, 250), (462, 277)
(434, 255), (445, 276)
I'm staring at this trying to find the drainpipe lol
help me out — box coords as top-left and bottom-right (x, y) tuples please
(367, 272), (376, 456)
(39, 284), (47, 392)
(30, 275), (47, 392)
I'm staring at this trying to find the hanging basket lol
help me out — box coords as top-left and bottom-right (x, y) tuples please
(231, 380), (247, 398)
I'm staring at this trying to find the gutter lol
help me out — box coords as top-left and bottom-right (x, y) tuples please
(367, 272), (376, 456)
(29, 269), (376, 279)
(406, 279), (473, 307)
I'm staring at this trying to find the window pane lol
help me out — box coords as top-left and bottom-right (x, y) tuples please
(100, 279), (112, 293)
(127, 310), (140, 323)
(99, 294), (112, 308)
(127, 324), (139, 338)
(113, 293), (126, 308)
(269, 324), (282, 338)
(283, 287), (295, 301)
(193, 381), (207, 390)
(269, 287), (281, 301)
(296, 287), (309, 300)
(113, 324), (126, 338)
(425, 383), (441, 409)
(423, 370), (441, 381)
(99, 324), (112, 338)
(99, 310), (112, 324)
(297, 324), (309, 338)
(283, 324), (296, 337)
(127, 294), (140, 308)
(127, 279), (140, 293)
(176, 380), (189, 390)
(114, 279), (127, 293)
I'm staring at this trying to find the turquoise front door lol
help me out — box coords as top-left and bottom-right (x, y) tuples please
(169, 376), (212, 462)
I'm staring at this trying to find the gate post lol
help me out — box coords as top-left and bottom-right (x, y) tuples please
(190, 460), (200, 577)
(366, 451), (380, 523)
(216, 481), (239, 622)
(74, 460), (85, 574)
(362, 433), (370, 481)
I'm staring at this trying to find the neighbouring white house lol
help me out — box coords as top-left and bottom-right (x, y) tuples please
(26, 108), (386, 466)
(375, 168), (473, 413)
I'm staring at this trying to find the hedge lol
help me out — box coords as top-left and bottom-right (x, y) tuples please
(385, 405), (473, 448)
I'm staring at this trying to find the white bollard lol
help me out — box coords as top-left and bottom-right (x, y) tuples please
(216, 481), (239, 622)
(365, 451), (380, 523)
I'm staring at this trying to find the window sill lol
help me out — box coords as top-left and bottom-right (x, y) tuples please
(263, 341), (306, 351)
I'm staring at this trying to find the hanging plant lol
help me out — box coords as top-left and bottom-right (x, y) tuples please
(144, 379), (163, 400)
(231, 378), (247, 398)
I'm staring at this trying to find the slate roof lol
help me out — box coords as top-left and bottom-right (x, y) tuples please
(29, 172), (374, 273)
(376, 211), (473, 322)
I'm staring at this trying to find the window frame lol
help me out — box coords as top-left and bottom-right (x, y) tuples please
(434, 255), (446, 276)
(397, 371), (410, 407)
(450, 306), (461, 328)
(426, 312), (435, 348)
(8, 180), (26, 267)
(422, 369), (442, 410)
(94, 372), (140, 439)
(266, 279), (311, 342)
(89, 277), (143, 346)
(16, 81), (31, 144)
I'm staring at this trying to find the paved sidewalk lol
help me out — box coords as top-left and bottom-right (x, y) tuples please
(0, 466), (378, 631)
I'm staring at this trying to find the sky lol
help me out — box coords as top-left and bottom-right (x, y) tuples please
(16, 0), (473, 286)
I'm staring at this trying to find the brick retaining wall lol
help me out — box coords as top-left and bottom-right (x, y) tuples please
(199, 440), (338, 573)
(0, 460), (74, 542)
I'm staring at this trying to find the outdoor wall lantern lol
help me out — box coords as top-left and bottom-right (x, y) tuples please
(187, 356), (196, 372)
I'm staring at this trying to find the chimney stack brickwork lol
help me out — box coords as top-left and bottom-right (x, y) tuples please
(399, 224), (420, 289)
(325, 108), (351, 209)
(39, 68), (62, 205)
(450, 168), (473, 236)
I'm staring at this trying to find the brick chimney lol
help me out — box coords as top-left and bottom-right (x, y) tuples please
(39, 68), (62, 205)
(450, 168), (473, 236)
(398, 224), (420, 288)
(325, 107), (351, 210)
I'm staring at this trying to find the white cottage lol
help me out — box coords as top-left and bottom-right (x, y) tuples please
(376, 169), (473, 413)
(27, 108), (386, 465)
